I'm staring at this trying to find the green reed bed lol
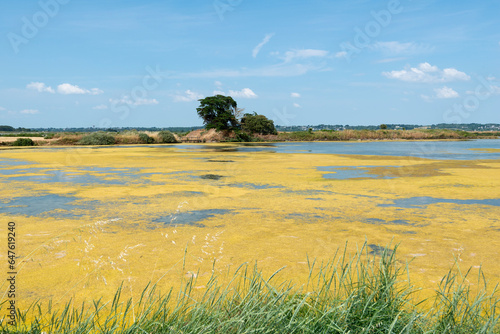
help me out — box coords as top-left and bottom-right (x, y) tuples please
(1, 244), (498, 333)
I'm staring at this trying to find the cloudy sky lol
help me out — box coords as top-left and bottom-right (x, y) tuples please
(1, 0), (499, 128)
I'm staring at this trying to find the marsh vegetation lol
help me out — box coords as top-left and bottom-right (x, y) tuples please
(2, 245), (498, 333)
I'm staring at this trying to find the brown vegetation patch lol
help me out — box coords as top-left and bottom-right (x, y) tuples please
(366, 160), (493, 178)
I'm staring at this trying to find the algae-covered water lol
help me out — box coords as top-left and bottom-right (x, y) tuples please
(1, 140), (499, 310)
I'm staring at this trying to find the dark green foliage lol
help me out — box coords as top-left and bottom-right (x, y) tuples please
(380, 124), (388, 129)
(1, 132), (44, 137)
(78, 133), (116, 145)
(157, 130), (177, 143)
(138, 133), (155, 144)
(0, 125), (16, 131)
(240, 112), (278, 135)
(235, 131), (253, 142)
(196, 95), (239, 131)
(12, 138), (35, 146)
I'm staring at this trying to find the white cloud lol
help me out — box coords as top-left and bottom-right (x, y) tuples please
(110, 96), (159, 106)
(229, 88), (258, 99)
(335, 51), (347, 58)
(181, 62), (323, 79)
(252, 33), (274, 58)
(435, 86), (459, 99)
(27, 82), (55, 93)
(373, 41), (416, 54)
(134, 98), (159, 106)
(383, 63), (470, 83)
(93, 104), (108, 110)
(212, 90), (226, 95)
(20, 109), (39, 114)
(57, 83), (103, 95)
(283, 49), (329, 63)
(375, 57), (407, 64)
(173, 90), (203, 102)
(214, 81), (223, 87)
(293, 103), (301, 108)
(0, 107), (5, 111)
(371, 41), (433, 55)
(291, 92), (301, 98)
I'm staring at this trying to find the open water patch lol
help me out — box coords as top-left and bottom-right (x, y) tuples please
(227, 182), (284, 190)
(153, 209), (231, 227)
(286, 213), (325, 222)
(4, 167), (159, 185)
(0, 194), (81, 217)
(0, 158), (35, 167)
(317, 166), (396, 180)
(379, 197), (500, 208)
(364, 218), (413, 226)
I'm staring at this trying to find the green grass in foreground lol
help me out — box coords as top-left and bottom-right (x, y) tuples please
(1, 244), (499, 333)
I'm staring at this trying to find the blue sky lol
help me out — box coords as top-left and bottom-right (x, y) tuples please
(1, 0), (499, 128)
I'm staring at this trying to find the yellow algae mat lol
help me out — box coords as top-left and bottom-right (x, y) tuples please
(0, 143), (499, 312)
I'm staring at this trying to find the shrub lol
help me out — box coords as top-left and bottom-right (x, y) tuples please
(78, 133), (116, 145)
(138, 133), (155, 144)
(12, 138), (35, 146)
(157, 130), (177, 143)
(54, 135), (81, 145)
(241, 112), (278, 135)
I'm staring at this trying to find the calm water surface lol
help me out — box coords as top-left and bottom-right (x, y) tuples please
(177, 139), (500, 160)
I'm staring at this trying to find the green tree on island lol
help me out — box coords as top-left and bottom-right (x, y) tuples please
(241, 112), (277, 135)
(196, 95), (239, 131)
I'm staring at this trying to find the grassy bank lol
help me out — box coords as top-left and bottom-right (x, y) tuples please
(272, 129), (500, 142)
(2, 129), (499, 147)
(2, 244), (498, 333)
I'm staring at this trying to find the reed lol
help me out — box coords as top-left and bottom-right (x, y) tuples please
(1, 243), (498, 333)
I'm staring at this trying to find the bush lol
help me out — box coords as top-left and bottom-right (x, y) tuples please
(138, 133), (155, 144)
(157, 130), (177, 143)
(240, 113), (277, 135)
(12, 138), (35, 146)
(78, 133), (116, 145)
(235, 132), (253, 142)
(54, 136), (81, 145)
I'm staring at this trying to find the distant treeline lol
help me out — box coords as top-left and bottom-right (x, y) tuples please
(0, 126), (204, 133)
(1, 123), (500, 133)
(277, 123), (500, 132)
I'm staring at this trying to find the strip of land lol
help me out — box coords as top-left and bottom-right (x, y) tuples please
(1, 128), (499, 147)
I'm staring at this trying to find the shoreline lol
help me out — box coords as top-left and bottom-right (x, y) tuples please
(1, 128), (499, 148)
